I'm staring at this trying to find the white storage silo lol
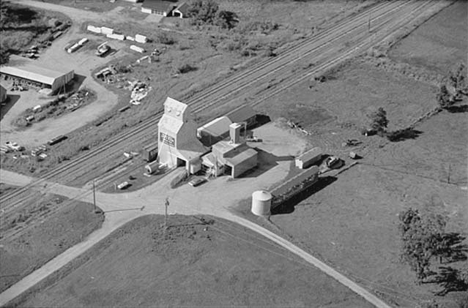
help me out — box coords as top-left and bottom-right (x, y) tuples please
(251, 191), (272, 216)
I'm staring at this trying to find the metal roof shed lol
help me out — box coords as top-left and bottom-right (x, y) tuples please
(0, 56), (74, 93)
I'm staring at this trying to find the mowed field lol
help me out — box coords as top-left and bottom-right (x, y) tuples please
(389, 0), (467, 75)
(18, 215), (373, 308)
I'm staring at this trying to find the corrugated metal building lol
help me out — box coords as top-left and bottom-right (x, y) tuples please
(0, 56), (74, 93)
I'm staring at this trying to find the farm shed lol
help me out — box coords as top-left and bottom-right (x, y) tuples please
(0, 56), (74, 93)
(295, 147), (322, 169)
(225, 104), (256, 128)
(197, 116), (232, 147)
(141, 0), (176, 16)
(0, 84), (7, 103)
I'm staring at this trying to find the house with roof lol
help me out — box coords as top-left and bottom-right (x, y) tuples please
(172, 2), (189, 18)
(141, 0), (177, 16)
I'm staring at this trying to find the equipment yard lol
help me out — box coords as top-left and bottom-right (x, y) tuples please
(0, 0), (467, 307)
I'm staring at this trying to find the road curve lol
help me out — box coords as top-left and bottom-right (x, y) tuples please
(0, 163), (390, 307)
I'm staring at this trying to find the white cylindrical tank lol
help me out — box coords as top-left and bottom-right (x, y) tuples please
(251, 190), (272, 216)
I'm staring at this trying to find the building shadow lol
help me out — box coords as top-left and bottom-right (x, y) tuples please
(250, 114), (271, 130)
(241, 148), (294, 178)
(271, 176), (337, 215)
(62, 74), (86, 94)
(0, 94), (20, 121)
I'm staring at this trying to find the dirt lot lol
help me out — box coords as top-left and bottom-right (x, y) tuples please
(17, 215), (373, 308)
(389, 1), (467, 75)
(0, 196), (104, 294)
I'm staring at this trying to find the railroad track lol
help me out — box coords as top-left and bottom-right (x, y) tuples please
(0, 1), (442, 231)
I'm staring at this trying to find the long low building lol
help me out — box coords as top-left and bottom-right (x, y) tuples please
(0, 56), (74, 93)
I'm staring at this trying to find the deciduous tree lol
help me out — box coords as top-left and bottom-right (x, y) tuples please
(368, 107), (388, 134)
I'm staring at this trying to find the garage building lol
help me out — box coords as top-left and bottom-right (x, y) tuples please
(0, 55), (74, 94)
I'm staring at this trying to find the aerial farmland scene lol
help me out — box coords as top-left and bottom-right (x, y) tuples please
(0, 0), (466, 307)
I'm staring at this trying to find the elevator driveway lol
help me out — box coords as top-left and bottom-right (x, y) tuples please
(0, 123), (391, 308)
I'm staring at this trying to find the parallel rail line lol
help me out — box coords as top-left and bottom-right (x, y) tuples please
(0, 1), (440, 230)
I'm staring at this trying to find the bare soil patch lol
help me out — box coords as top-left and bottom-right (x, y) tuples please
(17, 215), (373, 308)
(0, 196), (104, 294)
(388, 1), (467, 75)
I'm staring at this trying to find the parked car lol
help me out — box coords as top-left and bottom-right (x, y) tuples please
(117, 181), (131, 190)
(325, 156), (341, 168)
(5, 141), (23, 151)
(188, 176), (207, 187)
(96, 43), (110, 57)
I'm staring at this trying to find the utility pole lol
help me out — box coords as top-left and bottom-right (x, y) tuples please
(164, 197), (170, 237)
(93, 179), (97, 213)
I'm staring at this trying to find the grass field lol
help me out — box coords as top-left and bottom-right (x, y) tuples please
(17, 215), (374, 308)
(245, 3), (468, 307)
(388, 0), (467, 75)
(0, 197), (104, 294)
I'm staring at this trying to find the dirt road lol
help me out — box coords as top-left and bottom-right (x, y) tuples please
(0, 0), (129, 146)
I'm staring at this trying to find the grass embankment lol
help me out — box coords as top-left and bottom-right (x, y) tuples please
(16, 215), (373, 308)
(0, 195), (104, 294)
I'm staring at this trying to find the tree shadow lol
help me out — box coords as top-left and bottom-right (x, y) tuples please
(386, 127), (422, 142)
(439, 233), (468, 264)
(0, 94), (20, 121)
(445, 105), (468, 113)
(433, 267), (468, 296)
(271, 176), (337, 215)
